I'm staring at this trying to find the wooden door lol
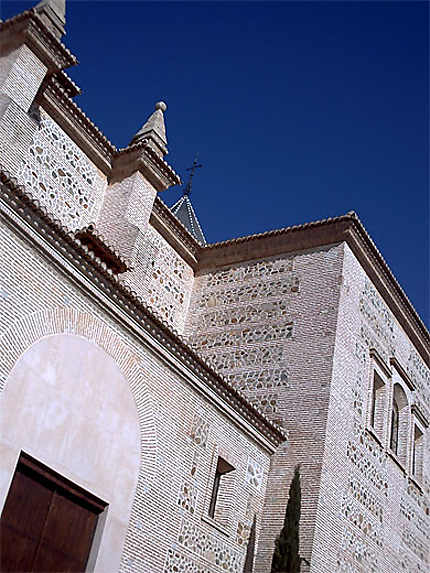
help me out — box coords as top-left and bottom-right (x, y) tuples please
(0, 454), (106, 572)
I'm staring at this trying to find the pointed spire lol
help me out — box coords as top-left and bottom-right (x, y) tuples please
(171, 194), (207, 245)
(129, 101), (168, 157)
(34, 0), (66, 38)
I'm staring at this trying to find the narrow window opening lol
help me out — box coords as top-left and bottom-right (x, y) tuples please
(389, 383), (409, 466)
(370, 371), (385, 435)
(412, 425), (424, 480)
(208, 457), (234, 522)
(390, 400), (399, 454)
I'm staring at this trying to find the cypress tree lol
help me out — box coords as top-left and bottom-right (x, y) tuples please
(271, 464), (301, 573)
(242, 514), (257, 572)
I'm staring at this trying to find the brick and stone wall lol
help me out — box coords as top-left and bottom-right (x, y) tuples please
(16, 107), (107, 230)
(185, 244), (345, 570)
(310, 243), (429, 573)
(185, 241), (429, 573)
(0, 45), (48, 174)
(120, 224), (194, 333)
(0, 213), (272, 572)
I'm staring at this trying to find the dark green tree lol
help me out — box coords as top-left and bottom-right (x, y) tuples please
(271, 464), (301, 573)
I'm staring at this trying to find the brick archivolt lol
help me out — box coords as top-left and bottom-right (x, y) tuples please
(0, 306), (157, 487)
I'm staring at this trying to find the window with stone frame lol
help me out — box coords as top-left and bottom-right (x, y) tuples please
(389, 383), (409, 466)
(208, 457), (235, 529)
(369, 370), (386, 438)
(411, 424), (424, 481)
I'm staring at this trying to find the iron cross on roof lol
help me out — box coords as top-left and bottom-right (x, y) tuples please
(183, 156), (202, 196)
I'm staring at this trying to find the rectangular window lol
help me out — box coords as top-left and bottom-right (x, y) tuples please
(208, 457), (235, 524)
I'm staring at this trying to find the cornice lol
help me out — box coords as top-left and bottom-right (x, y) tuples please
(54, 70), (81, 98)
(75, 224), (129, 274)
(0, 10), (76, 73)
(345, 216), (429, 367)
(411, 404), (429, 429)
(112, 142), (181, 191)
(198, 214), (352, 271)
(194, 212), (428, 366)
(150, 197), (201, 268)
(370, 348), (392, 378)
(37, 73), (116, 175)
(389, 357), (415, 391)
(0, 170), (286, 450)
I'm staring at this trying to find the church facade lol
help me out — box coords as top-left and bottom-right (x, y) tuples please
(0, 2), (428, 572)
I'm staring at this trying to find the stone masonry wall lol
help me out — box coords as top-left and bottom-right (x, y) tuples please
(310, 243), (429, 573)
(185, 244), (345, 571)
(7, 102), (194, 334)
(0, 45), (48, 175)
(16, 107), (107, 230)
(120, 224), (194, 334)
(0, 43), (194, 336)
(0, 215), (271, 573)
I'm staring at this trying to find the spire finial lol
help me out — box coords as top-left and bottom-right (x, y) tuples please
(155, 101), (167, 112)
(129, 100), (168, 156)
(184, 155), (202, 196)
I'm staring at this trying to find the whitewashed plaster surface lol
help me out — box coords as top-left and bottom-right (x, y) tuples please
(0, 334), (140, 573)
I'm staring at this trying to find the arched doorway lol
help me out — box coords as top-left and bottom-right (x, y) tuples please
(0, 334), (141, 572)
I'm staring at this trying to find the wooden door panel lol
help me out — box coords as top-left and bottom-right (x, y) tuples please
(0, 467), (53, 572)
(32, 541), (84, 573)
(33, 490), (98, 571)
(0, 523), (40, 572)
(0, 456), (105, 573)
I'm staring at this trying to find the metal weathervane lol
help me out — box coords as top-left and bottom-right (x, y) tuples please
(183, 156), (202, 196)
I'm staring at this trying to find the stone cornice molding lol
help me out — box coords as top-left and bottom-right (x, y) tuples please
(37, 73), (116, 174)
(75, 224), (129, 274)
(370, 348), (392, 379)
(150, 197), (200, 268)
(0, 10), (76, 73)
(111, 143), (181, 191)
(411, 403), (429, 429)
(345, 214), (429, 367)
(389, 356), (415, 391)
(199, 215), (352, 270)
(197, 213), (429, 366)
(55, 70), (81, 97)
(0, 170), (285, 451)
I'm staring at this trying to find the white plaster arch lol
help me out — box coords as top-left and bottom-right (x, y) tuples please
(0, 307), (158, 571)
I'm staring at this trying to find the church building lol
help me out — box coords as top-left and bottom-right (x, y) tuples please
(0, 2), (428, 572)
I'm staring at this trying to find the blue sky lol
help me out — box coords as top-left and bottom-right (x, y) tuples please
(3, 1), (429, 325)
